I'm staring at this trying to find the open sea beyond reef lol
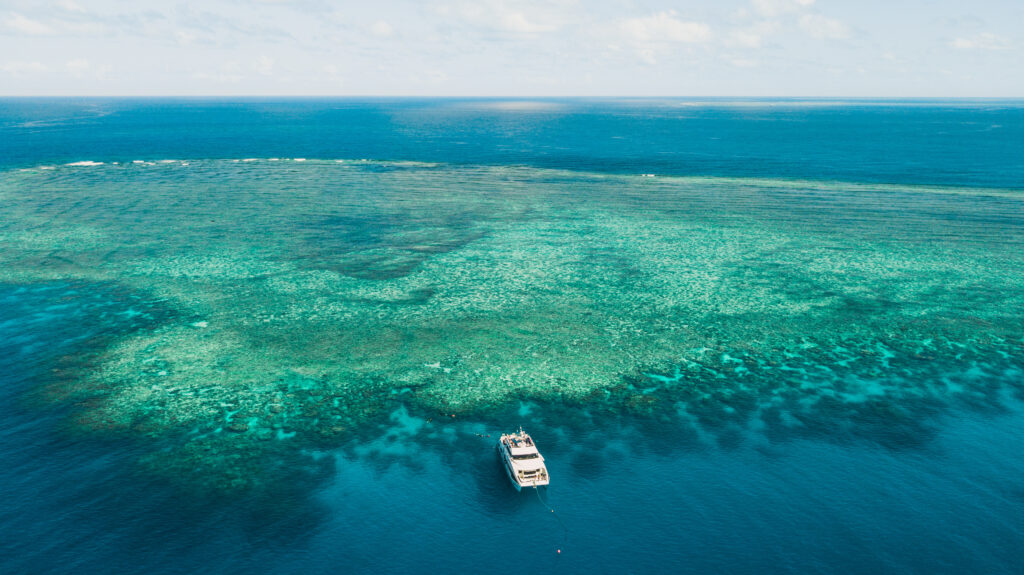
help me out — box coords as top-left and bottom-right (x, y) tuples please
(1, 98), (1023, 574)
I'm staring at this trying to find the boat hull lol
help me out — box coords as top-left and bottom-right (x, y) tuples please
(498, 443), (522, 491)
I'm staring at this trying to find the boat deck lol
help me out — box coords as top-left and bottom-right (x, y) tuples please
(500, 432), (536, 449)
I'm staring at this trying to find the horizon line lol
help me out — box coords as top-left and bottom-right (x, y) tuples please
(2, 95), (1023, 100)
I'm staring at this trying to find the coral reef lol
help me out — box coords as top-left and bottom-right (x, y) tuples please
(2, 159), (1021, 492)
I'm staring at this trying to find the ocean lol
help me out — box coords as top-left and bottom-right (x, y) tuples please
(1, 98), (1022, 574)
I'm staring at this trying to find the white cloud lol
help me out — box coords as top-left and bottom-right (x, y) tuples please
(798, 14), (850, 40)
(439, 1), (569, 35)
(728, 22), (778, 48)
(0, 5), (116, 39)
(951, 32), (1009, 51)
(175, 30), (198, 45)
(616, 11), (711, 66)
(193, 62), (244, 84)
(65, 58), (110, 79)
(0, 0), (1018, 97)
(727, 1), (822, 50)
(61, 19), (110, 36)
(636, 48), (657, 65)
(621, 11), (711, 44)
(57, 0), (87, 13)
(4, 12), (55, 35)
(370, 20), (393, 38)
(322, 63), (344, 85)
(253, 55), (275, 75)
(66, 57), (108, 78)
(66, 58), (91, 76)
(729, 29), (763, 48)
(729, 57), (758, 68)
(499, 11), (552, 33)
(751, 0), (816, 18)
(0, 61), (47, 75)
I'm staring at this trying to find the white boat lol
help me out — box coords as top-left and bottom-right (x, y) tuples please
(498, 428), (549, 490)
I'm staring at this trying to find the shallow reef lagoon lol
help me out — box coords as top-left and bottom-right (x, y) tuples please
(1, 98), (1023, 574)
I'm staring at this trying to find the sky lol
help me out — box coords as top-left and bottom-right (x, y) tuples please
(0, 0), (1021, 96)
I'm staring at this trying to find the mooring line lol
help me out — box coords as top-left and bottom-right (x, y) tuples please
(534, 483), (568, 554)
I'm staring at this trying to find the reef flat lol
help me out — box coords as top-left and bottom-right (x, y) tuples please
(2, 159), (1022, 492)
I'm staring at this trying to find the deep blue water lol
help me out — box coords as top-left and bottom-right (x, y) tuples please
(1, 99), (1023, 574)
(2, 98), (1024, 188)
(2, 288), (1023, 573)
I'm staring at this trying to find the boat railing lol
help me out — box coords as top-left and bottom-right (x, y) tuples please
(502, 434), (535, 448)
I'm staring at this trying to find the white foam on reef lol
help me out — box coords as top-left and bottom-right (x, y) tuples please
(158, 160), (177, 164)
(242, 158), (259, 162)
(65, 161), (104, 166)
(293, 158), (306, 162)
(390, 160), (440, 168)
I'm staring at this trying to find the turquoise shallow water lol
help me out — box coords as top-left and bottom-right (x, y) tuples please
(0, 99), (1022, 574)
